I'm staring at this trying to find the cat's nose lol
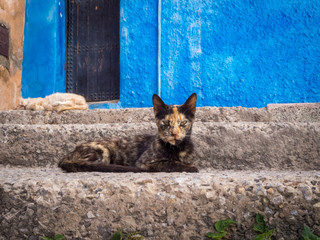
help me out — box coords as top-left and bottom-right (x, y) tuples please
(172, 128), (179, 136)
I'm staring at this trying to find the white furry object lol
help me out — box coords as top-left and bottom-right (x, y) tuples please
(20, 93), (88, 112)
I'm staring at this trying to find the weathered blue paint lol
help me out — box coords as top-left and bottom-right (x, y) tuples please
(22, 0), (320, 108)
(91, 0), (158, 109)
(21, 0), (65, 98)
(160, 0), (320, 107)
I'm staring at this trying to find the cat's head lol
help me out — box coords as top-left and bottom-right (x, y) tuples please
(153, 93), (197, 146)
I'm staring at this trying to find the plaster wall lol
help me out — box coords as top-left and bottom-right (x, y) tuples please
(0, 0), (25, 110)
(96, 0), (158, 109)
(21, 0), (320, 108)
(21, 0), (65, 99)
(160, 0), (320, 107)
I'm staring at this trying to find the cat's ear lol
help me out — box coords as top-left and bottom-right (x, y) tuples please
(153, 94), (167, 115)
(181, 93), (197, 115)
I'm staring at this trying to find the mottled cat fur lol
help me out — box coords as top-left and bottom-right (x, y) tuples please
(59, 93), (198, 172)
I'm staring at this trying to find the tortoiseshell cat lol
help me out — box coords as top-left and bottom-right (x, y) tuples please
(59, 93), (198, 172)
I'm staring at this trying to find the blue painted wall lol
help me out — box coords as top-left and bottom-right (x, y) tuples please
(22, 0), (320, 108)
(160, 0), (320, 107)
(21, 0), (65, 98)
(91, 0), (158, 109)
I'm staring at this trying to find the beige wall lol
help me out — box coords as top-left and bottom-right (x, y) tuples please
(0, 0), (25, 110)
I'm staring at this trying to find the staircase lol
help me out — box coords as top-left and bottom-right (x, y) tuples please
(0, 103), (319, 239)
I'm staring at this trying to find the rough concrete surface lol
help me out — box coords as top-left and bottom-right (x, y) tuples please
(267, 103), (320, 123)
(0, 105), (319, 239)
(0, 167), (319, 240)
(0, 122), (319, 170)
(1, 103), (320, 124)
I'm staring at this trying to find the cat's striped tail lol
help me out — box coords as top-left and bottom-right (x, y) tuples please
(58, 141), (146, 173)
(58, 159), (146, 173)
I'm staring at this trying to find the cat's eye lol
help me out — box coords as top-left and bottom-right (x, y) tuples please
(160, 120), (170, 128)
(180, 120), (188, 126)
(160, 120), (169, 125)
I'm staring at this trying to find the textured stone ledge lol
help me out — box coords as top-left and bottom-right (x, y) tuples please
(267, 103), (320, 122)
(1, 122), (319, 170)
(0, 103), (319, 124)
(0, 167), (319, 240)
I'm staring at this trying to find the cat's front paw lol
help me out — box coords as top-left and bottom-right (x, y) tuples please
(184, 165), (199, 173)
(173, 163), (199, 173)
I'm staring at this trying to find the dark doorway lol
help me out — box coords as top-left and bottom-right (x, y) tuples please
(65, 0), (120, 102)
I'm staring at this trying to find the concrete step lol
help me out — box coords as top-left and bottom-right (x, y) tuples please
(0, 166), (319, 240)
(1, 103), (319, 124)
(1, 122), (319, 170)
(0, 105), (319, 239)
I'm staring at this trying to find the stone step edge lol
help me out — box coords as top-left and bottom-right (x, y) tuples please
(1, 166), (319, 239)
(0, 102), (319, 124)
(1, 122), (319, 170)
(1, 121), (319, 127)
